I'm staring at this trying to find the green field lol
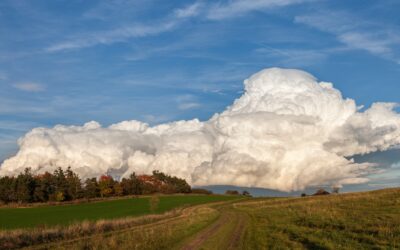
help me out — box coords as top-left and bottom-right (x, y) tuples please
(0, 195), (237, 230)
(2, 189), (400, 249)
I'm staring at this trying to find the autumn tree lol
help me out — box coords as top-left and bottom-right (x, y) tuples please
(98, 175), (114, 197)
(120, 173), (142, 195)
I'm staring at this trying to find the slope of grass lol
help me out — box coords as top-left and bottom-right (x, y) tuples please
(239, 188), (400, 249)
(0, 195), (237, 230)
(2, 188), (399, 249)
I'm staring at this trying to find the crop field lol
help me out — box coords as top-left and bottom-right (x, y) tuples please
(0, 195), (237, 230)
(1, 189), (399, 249)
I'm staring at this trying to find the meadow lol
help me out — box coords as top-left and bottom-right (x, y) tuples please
(1, 188), (399, 249)
(239, 188), (400, 249)
(0, 195), (237, 230)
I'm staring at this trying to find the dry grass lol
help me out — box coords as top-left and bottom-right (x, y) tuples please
(238, 188), (400, 249)
(0, 208), (182, 249)
(48, 206), (219, 250)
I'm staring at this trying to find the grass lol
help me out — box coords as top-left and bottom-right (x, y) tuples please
(51, 206), (220, 250)
(2, 188), (399, 249)
(0, 194), (237, 230)
(238, 188), (400, 249)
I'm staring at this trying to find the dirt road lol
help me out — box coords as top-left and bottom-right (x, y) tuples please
(180, 204), (248, 250)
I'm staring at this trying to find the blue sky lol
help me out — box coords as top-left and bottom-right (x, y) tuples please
(1, 0), (400, 191)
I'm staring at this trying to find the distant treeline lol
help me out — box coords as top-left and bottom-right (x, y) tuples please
(0, 168), (195, 204)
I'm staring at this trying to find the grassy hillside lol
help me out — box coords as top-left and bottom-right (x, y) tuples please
(0, 195), (237, 230)
(239, 188), (400, 249)
(1, 188), (399, 249)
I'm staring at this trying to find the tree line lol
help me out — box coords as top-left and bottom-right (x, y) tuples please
(0, 168), (192, 204)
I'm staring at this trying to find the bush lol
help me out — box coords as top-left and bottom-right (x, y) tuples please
(225, 190), (240, 195)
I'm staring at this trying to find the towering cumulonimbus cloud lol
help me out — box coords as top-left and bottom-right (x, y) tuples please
(1, 68), (400, 191)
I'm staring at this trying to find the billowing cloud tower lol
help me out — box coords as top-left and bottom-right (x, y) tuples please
(1, 68), (400, 191)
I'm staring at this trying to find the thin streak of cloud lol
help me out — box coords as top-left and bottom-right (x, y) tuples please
(295, 11), (400, 63)
(176, 94), (202, 110)
(207, 0), (310, 20)
(12, 82), (46, 92)
(46, 0), (315, 52)
(174, 2), (203, 18)
(178, 102), (201, 110)
(46, 21), (177, 52)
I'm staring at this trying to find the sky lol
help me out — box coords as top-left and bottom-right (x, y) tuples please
(0, 0), (399, 192)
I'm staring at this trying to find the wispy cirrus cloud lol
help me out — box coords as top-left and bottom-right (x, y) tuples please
(295, 11), (400, 63)
(206, 0), (311, 20)
(174, 2), (203, 18)
(46, 0), (314, 52)
(12, 82), (46, 92)
(254, 46), (328, 67)
(46, 21), (177, 52)
(176, 94), (201, 110)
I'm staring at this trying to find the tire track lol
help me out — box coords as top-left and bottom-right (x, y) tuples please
(180, 205), (248, 250)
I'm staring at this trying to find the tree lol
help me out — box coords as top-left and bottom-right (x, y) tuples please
(113, 182), (124, 196)
(84, 178), (100, 198)
(313, 188), (330, 196)
(191, 188), (213, 195)
(15, 168), (35, 203)
(51, 168), (68, 201)
(0, 168), (195, 204)
(242, 190), (251, 196)
(152, 170), (191, 194)
(98, 175), (114, 197)
(33, 172), (54, 202)
(121, 173), (142, 195)
(0, 176), (16, 203)
(65, 167), (83, 200)
(225, 190), (240, 195)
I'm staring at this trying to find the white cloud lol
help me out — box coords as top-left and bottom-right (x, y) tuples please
(2, 68), (400, 191)
(12, 82), (46, 92)
(254, 46), (328, 67)
(46, 0), (314, 52)
(207, 0), (309, 20)
(142, 114), (172, 124)
(174, 2), (203, 18)
(178, 102), (201, 110)
(46, 21), (177, 52)
(338, 32), (393, 54)
(392, 162), (400, 168)
(295, 11), (400, 62)
(175, 94), (202, 110)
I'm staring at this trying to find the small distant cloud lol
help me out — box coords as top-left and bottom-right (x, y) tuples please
(207, 0), (309, 20)
(178, 102), (201, 110)
(391, 162), (400, 168)
(174, 2), (203, 18)
(175, 94), (202, 110)
(0, 72), (6, 81)
(142, 114), (171, 124)
(12, 82), (46, 92)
